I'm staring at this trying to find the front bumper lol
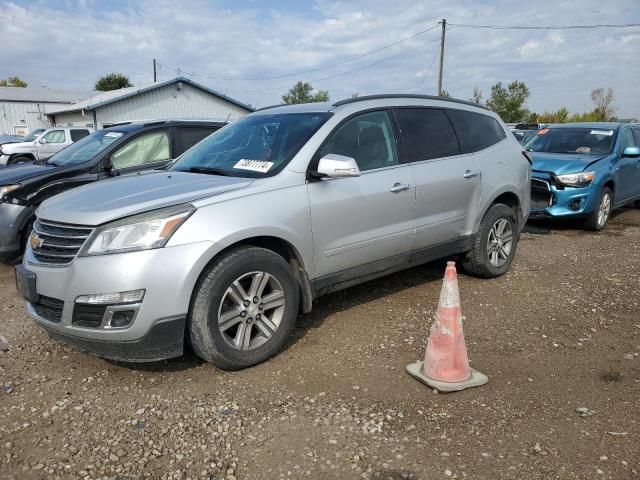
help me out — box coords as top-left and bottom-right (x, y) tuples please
(0, 154), (10, 166)
(529, 176), (598, 219)
(22, 240), (215, 362)
(0, 203), (33, 262)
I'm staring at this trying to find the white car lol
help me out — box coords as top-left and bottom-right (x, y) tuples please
(0, 127), (93, 166)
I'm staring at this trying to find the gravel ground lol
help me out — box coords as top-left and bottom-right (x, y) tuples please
(1, 208), (639, 480)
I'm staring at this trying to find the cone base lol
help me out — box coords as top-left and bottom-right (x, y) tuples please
(406, 361), (488, 393)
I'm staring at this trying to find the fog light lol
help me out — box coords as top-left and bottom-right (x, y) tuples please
(108, 310), (136, 328)
(75, 289), (145, 305)
(568, 199), (581, 211)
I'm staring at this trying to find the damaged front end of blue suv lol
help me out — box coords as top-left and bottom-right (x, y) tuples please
(526, 123), (640, 230)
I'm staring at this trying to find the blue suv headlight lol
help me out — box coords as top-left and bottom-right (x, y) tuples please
(555, 171), (595, 188)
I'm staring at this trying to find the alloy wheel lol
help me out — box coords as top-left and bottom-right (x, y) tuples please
(597, 192), (611, 228)
(487, 218), (513, 268)
(217, 271), (285, 351)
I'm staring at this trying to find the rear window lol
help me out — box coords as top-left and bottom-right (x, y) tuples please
(446, 110), (507, 153)
(395, 108), (460, 162)
(70, 129), (90, 142)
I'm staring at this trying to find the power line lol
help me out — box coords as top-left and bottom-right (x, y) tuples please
(448, 22), (640, 30)
(413, 43), (440, 93)
(156, 23), (440, 82)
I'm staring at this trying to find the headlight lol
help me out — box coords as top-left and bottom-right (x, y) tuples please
(80, 204), (195, 256)
(555, 171), (595, 188)
(0, 184), (20, 201)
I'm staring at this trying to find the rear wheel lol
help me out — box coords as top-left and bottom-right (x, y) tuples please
(462, 203), (519, 278)
(188, 247), (300, 370)
(584, 187), (612, 231)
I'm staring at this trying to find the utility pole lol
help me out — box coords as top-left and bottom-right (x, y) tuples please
(153, 59), (157, 82)
(437, 18), (446, 96)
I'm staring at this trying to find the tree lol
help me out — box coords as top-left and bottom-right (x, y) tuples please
(486, 80), (531, 123)
(282, 82), (329, 104)
(470, 87), (482, 105)
(439, 89), (451, 98)
(535, 107), (569, 124)
(95, 73), (132, 91)
(0, 76), (28, 87)
(590, 88), (615, 121)
(351, 92), (360, 98)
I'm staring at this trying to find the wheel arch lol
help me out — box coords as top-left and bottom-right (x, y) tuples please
(475, 189), (523, 233)
(9, 152), (36, 164)
(191, 235), (313, 315)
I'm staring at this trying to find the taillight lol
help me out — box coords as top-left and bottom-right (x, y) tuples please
(522, 151), (532, 165)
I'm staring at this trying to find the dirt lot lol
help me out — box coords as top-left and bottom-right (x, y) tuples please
(1, 209), (639, 480)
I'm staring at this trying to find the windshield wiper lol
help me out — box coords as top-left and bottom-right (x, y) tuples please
(187, 166), (234, 176)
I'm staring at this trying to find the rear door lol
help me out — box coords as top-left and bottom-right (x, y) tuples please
(307, 110), (415, 280)
(108, 128), (172, 174)
(632, 129), (640, 200)
(394, 107), (481, 249)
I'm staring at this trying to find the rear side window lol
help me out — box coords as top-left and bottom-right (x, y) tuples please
(70, 129), (90, 142)
(174, 126), (219, 156)
(395, 108), (460, 162)
(446, 110), (507, 153)
(631, 129), (640, 146)
(111, 130), (170, 169)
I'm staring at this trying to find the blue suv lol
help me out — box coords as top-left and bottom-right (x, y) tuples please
(526, 123), (640, 230)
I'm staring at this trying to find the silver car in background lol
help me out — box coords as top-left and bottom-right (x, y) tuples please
(17, 95), (531, 369)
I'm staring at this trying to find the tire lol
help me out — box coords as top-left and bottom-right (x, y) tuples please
(634, 200), (640, 209)
(584, 187), (612, 231)
(8, 155), (32, 165)
(188, 246), (300, 370)
(462, 203), (519, 278)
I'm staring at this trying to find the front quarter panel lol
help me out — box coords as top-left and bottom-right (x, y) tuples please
(168, 175), (314, 279)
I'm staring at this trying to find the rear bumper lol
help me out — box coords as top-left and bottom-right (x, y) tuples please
(34, 311), (186, 362)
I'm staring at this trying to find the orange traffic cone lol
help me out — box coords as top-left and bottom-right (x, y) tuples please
(406, 261), (488, 392)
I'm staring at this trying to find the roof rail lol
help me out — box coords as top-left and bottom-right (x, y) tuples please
(254, 103), (287, 112)
(331, 94), (490, 111)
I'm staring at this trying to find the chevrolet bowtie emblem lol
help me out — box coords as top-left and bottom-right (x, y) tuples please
(30, 233), (45, 250)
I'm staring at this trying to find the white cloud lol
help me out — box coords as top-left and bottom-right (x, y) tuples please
(0, 0), (639, 116)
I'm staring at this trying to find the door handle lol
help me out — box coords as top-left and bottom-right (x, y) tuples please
(463, 170), (480, 179)
(390, 183), (411, 193)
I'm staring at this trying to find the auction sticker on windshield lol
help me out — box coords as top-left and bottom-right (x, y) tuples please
(590, 130), (613, 136)
(233, 159), (274, 173)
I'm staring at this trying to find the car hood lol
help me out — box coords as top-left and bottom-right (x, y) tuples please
(0, 162), (55, 183)
(37, 171), (254, 225)
(1, 140), (35, 150)
(531, 152), (608, 175)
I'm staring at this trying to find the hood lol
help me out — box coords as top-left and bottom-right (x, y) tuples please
(531, 152), (608, 175)
(1, 140), (35, 150)
(0, 162), (55, 184)
(37, 171), (253, 225)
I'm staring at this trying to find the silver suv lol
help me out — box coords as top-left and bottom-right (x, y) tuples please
(17, 95), (531, 369)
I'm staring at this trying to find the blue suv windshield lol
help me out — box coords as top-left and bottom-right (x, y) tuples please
(48, 130), (127, 166)
(524, 127), (616, 155)
(170, 113), (331, 177)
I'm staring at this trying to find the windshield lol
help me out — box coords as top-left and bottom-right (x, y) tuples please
(23, 129), (45, 142)
(47, 130), (126, 166)
(170, 113), (331, 177)
(524, 127), (616, 155)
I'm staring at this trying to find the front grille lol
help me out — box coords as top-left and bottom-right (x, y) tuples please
(31, 219), (93, 265)
(72, 304), (107, 328)
(531, 178), (553, 210)
(32, 295), (64, 323)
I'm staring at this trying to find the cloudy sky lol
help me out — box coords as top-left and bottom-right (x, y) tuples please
(2, 0), (639, 117)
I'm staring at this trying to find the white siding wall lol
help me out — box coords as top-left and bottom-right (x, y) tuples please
(0, 101), (71, 134)
(93, 83), (249, 128)
(52, 111), (95, 128)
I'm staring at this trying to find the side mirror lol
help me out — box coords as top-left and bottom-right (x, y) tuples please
(103, 161), (119, 176)
(316, 154), (361, 179)
(622, 146), (640, 158)
(39, 138), (47, 144)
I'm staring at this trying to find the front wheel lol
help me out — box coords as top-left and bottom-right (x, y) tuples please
(188, 247), (300, 370)
(584, 187), (612, 231)
(462, 203), (519, 278)
(8, 155), (33, 165)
